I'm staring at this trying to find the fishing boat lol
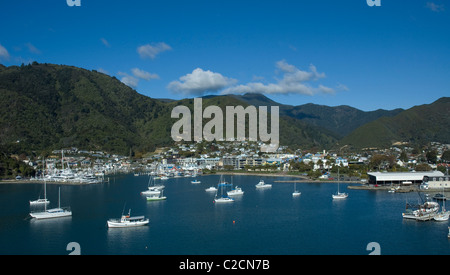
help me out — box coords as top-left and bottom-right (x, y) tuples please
(255, 179), (272, 189)
(292, 182), (301, 197)
(30, 187), (72, 220)
(402, 201), (439, 221)
(107, 209), (149, 228)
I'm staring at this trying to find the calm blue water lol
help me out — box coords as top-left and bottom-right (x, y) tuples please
(1, 174), (449, 255)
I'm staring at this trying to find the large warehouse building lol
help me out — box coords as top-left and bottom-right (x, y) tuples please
(367, 171), (444, 185)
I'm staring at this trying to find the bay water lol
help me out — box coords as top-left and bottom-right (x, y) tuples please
(1, 174), (449, 255)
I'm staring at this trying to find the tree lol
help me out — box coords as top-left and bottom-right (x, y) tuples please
(442, 151), (450, 163)
(416, 163), (432, 171)
(426, 150), (437, 164)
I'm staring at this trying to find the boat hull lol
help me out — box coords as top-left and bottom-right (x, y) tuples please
(146, 196), (167, 201)
(107, 219), (149, 228)
(30, 208), (72, 220)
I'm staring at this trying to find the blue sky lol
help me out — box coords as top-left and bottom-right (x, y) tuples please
(1, 0), (449, 111)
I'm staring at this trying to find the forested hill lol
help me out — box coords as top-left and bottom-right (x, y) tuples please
(0, 63), (447, 155)
(0, 63), (337, 154)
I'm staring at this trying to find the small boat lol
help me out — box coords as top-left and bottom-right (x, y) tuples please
(292, 182), (301, 197)
(30, 161), (51, 206)
(448, 227), (450, 239)
(332, 169), (348, 199)
(332, 192), (349, 199)
(29, 198), (50, 206)
(255, 179), (272, 189)
(141, 176), (164, 195)
(434, 188), (449, 221)
(214, 183), (234, 203)
(107, 209), (149, 228)
(228, 186), (244, 196)
(205, 186), (217, 192)
(433, 193), (447, 200)
(146, 190), (167, 201)
(228, 177), (244, 196)
(191, 179), (201, 184)
(160, 176), (169, 180)
(214, 197), (234, 203)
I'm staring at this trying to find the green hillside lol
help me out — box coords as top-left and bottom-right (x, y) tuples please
(341, 97), (450, 148)
(0, 63), (338, 154)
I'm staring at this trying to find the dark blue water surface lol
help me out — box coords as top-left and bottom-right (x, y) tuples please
(1, 174), (449, 255)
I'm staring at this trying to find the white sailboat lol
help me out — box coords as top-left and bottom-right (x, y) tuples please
(434, 187), (449, 221)
(30, 161), (50, 206)
(292, 182), (301, 197)
(141, 176), (164, 196)
(107, 209), (149, 228)
(214, 183), (234, 203)
(332, 169), (348, 199)
(30, 187), (72, 220)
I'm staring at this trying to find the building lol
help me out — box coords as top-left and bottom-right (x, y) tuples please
(367, 171), (444, 185)
(423, 175), (450, 189)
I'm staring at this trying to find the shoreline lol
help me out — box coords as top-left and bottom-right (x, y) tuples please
(1, 172), (365, 185)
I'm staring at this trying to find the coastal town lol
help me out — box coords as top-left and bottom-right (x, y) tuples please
(3, 140), (449, 186)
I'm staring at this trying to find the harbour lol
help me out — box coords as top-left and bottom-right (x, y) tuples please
(1, 174), (450, 255)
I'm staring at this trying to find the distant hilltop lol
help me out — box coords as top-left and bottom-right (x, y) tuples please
(0, 62), (448, 154)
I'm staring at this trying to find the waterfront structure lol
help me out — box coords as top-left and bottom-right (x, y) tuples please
(422, 175), (450, 189)
(367, 171), (444, 186)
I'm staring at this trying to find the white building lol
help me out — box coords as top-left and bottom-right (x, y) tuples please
(367, 171), (444, 185)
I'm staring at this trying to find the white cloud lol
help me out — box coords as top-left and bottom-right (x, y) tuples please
(120, 75), (139, 88)
(222, 60), (336, 96)
(118, 68), (160, 88)
(168, 68), (237, 96)
(426, 2), (445, 12)
(0, 44), (10, 61)
(131, 68), (159, 81)
(100, 38), (111, 48)
(25, 43), (41, 54)
(137, 42), (172, 59)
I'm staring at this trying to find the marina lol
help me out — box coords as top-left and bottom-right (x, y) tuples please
(1, 174), (450, 255)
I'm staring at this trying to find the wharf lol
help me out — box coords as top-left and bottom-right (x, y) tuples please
(347, 184), (417, 192)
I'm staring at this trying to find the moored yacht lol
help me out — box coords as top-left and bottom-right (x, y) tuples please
(255, 179), (272, 189)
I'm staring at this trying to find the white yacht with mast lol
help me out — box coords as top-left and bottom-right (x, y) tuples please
(332, 169), (348, 199)
(30, 187), (72, 220)
(30, 160), (50, 206)
(292, 182), (301, 197)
